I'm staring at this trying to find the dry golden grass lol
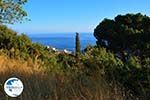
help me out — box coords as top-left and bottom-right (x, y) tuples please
(0, 55), (42, 74)
(0, 55), (137, 100)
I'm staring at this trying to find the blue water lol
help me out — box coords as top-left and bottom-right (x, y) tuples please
(28, 33), (96, 51)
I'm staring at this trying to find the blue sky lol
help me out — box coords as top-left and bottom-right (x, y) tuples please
(7, 0), (150, 34)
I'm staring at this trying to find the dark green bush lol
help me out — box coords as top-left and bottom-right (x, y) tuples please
(82, 47), (150, 99)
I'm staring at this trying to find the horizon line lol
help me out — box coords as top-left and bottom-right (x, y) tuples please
(24, 32), (94, 34)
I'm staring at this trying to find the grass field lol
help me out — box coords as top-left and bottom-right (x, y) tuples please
(0, 55), (137, 100)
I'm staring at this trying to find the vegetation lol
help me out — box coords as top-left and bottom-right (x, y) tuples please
(0, 0), (28, 24)
(83, 47), (150, 99)
(75, 32), (81, 57)
(94, 13), (150, 61)
(0, 13), (149, 100)
(0, 54), (135, 100)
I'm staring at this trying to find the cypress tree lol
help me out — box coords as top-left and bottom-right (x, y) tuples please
(75, 32), (81, 57)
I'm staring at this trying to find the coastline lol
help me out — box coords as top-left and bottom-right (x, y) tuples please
(28, 33), (96, 51)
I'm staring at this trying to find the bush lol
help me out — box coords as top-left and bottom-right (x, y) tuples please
(83, 47), (150, 99)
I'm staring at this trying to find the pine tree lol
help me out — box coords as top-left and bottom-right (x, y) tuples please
(75, 32), (81, 57)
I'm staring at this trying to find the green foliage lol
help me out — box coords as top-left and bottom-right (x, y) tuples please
(0, 25), (51, 60)
(0, 0), (28, 24)
(75, 32), (81, 57)
(0, 25), (17, 49)
(93, 13), (150, 98)
(83, 47), (123, 69)
(94, 13), (150, 55)
(115, 56), (150, 99)
(82, 46), (150, 99)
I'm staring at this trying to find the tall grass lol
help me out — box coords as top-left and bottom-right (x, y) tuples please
(0, 55), (138, 100)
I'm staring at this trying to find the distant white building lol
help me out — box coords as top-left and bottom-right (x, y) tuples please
(52, 47), (57, 51)
(46, 46), (50, 49)
(46, 46), (58, 52)
(63, 49), (72, 54)
(46, 46), (72, 54)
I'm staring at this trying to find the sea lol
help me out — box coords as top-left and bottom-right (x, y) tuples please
(28, 33), (96, 51)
